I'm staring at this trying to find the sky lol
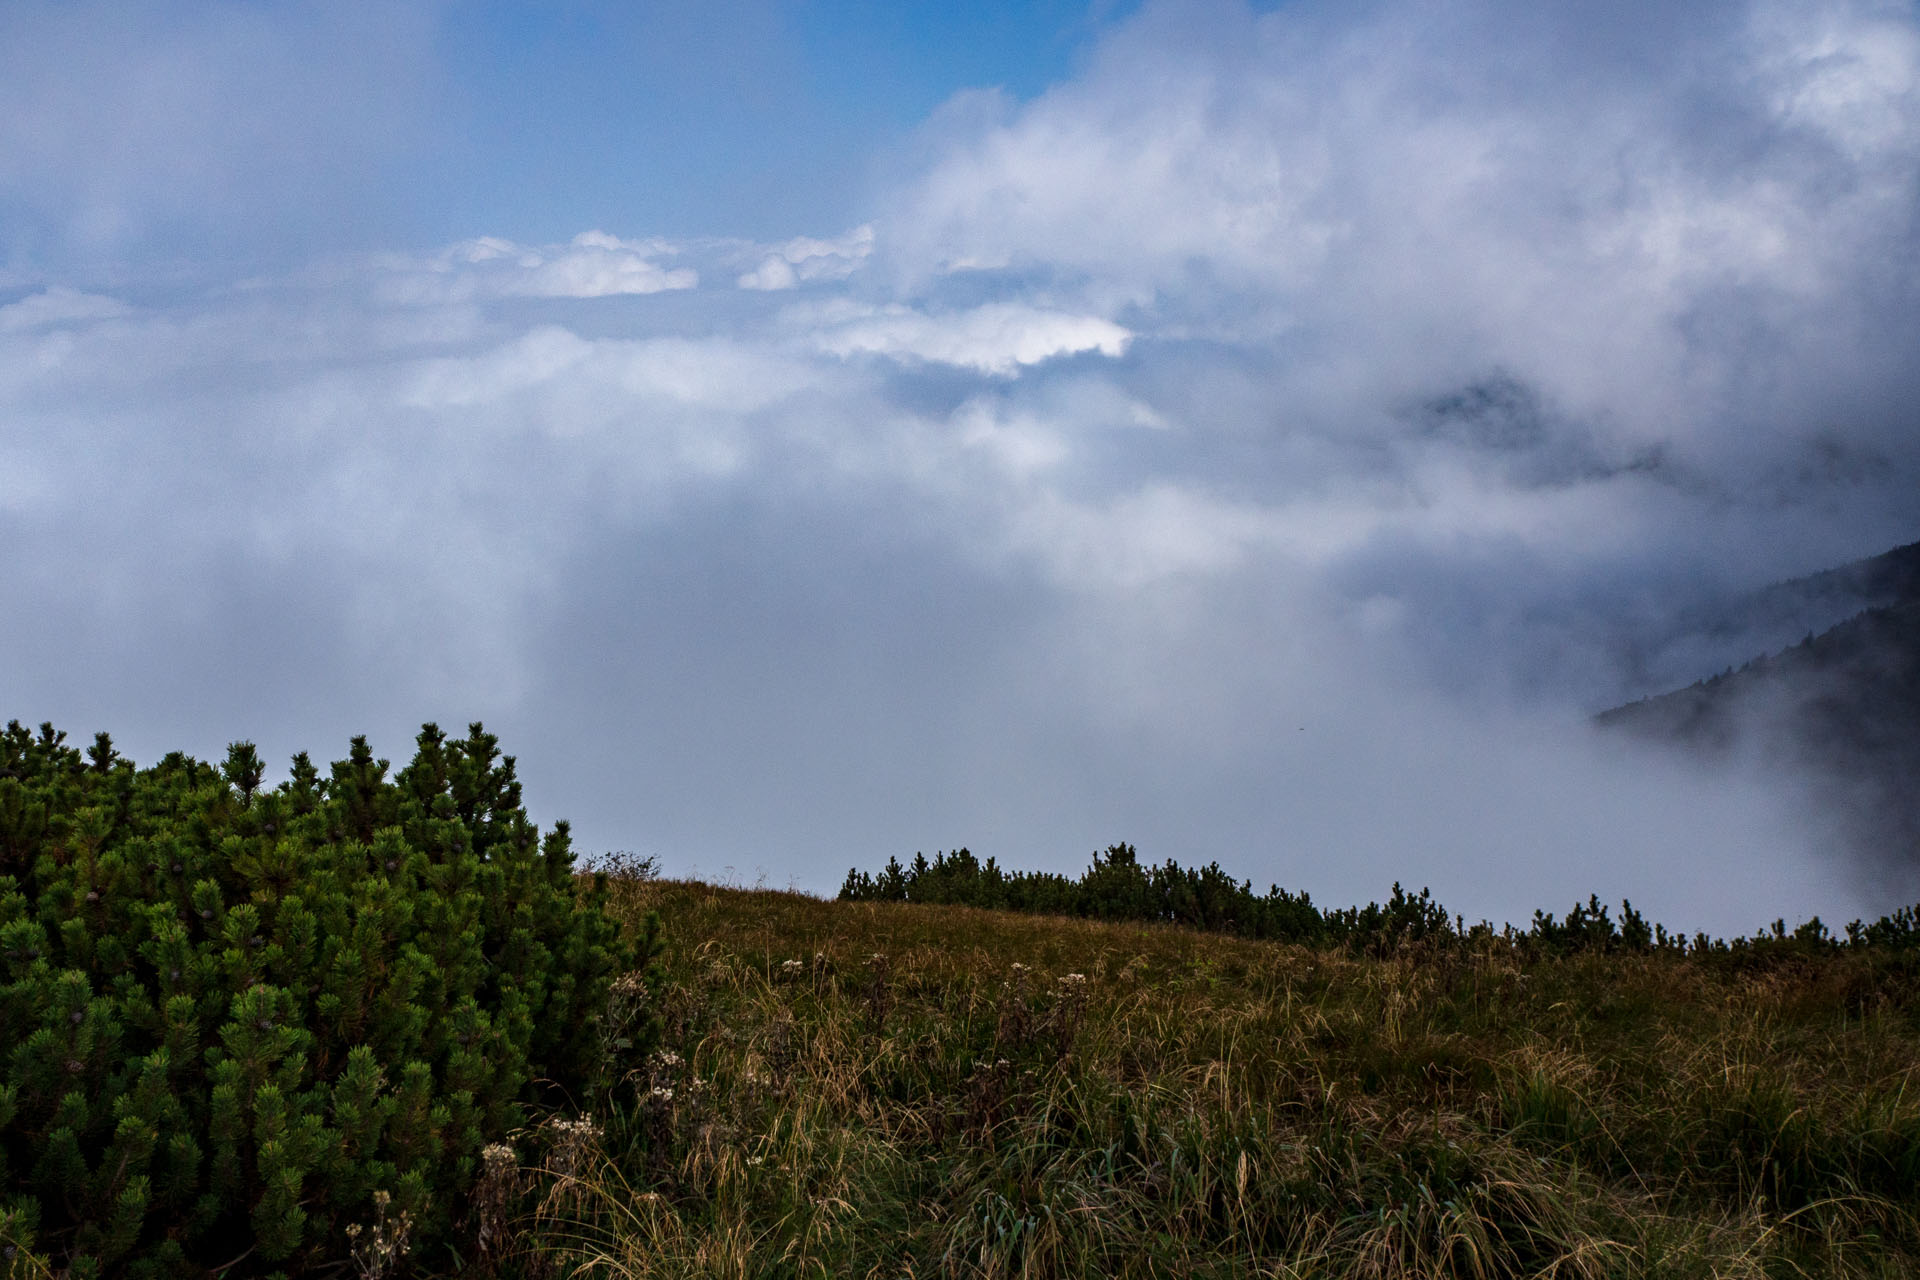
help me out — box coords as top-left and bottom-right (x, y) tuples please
(4, 0), (1919, 935)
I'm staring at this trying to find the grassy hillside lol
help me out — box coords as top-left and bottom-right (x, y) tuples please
(510, 877), (1920, 1279)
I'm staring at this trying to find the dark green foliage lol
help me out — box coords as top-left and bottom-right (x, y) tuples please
(840, 844), (1920, 956)
(0, 720), (639, 1276)
(840, 845), (1465, 951)
(840, 845), (1328, 944)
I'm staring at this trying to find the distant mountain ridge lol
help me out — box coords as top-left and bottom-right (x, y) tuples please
(1597, 598), (1920, 748)
(1673, 538), (1920, 650)
(1615, 539), (1920, 695)
(1599, 540), (1920, 883)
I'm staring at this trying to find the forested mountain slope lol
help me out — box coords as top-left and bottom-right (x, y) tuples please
(1600, 546), (1920, 876)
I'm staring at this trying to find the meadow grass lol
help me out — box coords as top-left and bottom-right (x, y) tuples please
(504, 879), (1920, 1279)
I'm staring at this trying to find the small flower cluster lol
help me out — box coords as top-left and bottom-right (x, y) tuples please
(472, 1142), (521, 1261)
(635, 1044), (707, 1162)
(543, 1115), (604, 1183)
(994, 964), (1034, 1050)
(1052, 972), (1090, 1055)
(862, 952), (894, 1027)
(647, 1047), (704, 1100)
(345, 1189), (414, 1280)
(602, 966), (662, 1069)
(961, 1056), (1019, 1139)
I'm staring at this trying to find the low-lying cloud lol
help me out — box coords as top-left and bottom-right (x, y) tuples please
(806, 301), (1132, 376)
(737, 226), (876, 291)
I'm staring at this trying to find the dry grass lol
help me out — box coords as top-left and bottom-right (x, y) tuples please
(495, 880), (1920, 1279)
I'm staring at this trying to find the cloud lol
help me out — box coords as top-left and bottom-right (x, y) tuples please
(864, 0), (1920, 677)
(0, 286), (131, 332)
(884, 0), (1920, 466)
(806, 300), (1132, 375)
(736, 224), (875, 290)
(509, 232), (701, 299)
(381, 232), (700, 304)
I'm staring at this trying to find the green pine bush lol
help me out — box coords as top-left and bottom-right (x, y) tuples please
(0, 720), (651, 1276)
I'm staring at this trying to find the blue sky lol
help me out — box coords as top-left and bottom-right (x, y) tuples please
(431, 0), (1130, 242)
(1, 0), (1138, 270)
(4, 0), (1919, 932)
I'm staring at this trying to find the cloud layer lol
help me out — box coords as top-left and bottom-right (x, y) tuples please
(4, 0), (1918, 932)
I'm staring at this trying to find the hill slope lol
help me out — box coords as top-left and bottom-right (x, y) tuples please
(508, 878), (1920, 1279)
(1599, 599), (1920, 753)
(1639, 539), (1920, 682)
(1600, 545), (1920, 877)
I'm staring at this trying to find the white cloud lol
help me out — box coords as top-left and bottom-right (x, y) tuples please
(1753, 3), (1920, 160)
(520, 231), (701, 298)
(951, 398), (1071, 478)
(1000, 484), (1284, 588)
(381, 232), (699, 305)
(737, 257), (800, 292)
(883, 0), (1920, 461)
(402, 326), (823, 421)
(808, 301), (1132, 375)
(736, 224), (874, 290)
(0, 287), (131, 332)
(400, 325), (596, 408)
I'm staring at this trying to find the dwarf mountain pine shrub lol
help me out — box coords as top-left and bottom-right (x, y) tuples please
(0, 720), (650, 1277)
(843, 844), (1920, 958)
